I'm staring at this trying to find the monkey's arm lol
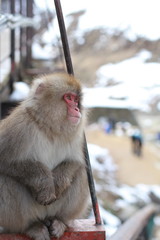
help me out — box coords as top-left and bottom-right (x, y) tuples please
(52, 161), (84, 199)
(0, 159), (56, 205)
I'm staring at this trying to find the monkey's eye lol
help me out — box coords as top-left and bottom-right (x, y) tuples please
(65, 94), (71, 100)
(64, 93), (79, 104)
(74, 96), (79, 103)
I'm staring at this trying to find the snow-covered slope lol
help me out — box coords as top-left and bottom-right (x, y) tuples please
(35, 0), (160, 41)
(83, 50), (160, 112)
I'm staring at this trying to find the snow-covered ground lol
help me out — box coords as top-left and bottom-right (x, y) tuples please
(83, 50), (160, 112)
(88, 143), (120, 236)
(88, 141), (160, 237)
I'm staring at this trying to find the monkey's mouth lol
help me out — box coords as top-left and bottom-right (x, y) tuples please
(67, 106), (81, 125)
(68, 113), (81, 125)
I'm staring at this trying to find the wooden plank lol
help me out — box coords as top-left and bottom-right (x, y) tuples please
(0, 219), (106, 240)
(109, 204), (157, 240)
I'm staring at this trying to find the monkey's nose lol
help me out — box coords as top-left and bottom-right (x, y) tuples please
(75, 107), (79, 112)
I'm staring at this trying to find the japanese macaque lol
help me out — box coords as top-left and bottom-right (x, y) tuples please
(0, 73), (89, 240)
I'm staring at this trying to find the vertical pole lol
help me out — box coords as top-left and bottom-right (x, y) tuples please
(54, 0), (74, 75)
(23, 0), (27, 64)
(20, 0), (23, 61)
(19, 0), (23, 80)
(26, 0), (33, 68)
(0, 1), (1, 119)
(10, 0), (15, 93)
(54, 0), (102, 225)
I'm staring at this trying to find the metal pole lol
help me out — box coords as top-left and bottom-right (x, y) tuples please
(10, 0), (15, 93)
(26, 0), (33, 68)
(20, 0), (23, 60)
(54, 0), (102, 225)
(19, 0), (23, 81)
(54, 0), (74, 75)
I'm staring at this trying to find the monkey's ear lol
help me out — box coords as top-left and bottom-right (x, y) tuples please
(35, 83), (45, 95)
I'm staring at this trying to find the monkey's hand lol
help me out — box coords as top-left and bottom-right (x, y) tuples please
(0, 159), (56, 206)
(52, 161), (83, 199)
(53, 175), (71, 200)
(30, 175), (56, 206)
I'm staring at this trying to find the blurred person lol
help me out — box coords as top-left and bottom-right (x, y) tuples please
(131, 129), (143, 157)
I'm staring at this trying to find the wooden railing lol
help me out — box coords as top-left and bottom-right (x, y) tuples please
(109, 204), (158, 240)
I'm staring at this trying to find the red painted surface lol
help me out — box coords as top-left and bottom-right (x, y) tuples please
(95, 202), (102, 225)
(0, 219), (106, 240)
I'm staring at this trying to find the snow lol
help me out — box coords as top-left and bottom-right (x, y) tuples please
(99, 206), (120, 237)
(0, 58), (11, 83)
(97, 50), (160, 88)
(100, 205), (120, 227)
(88, 140), (160, 206)
(32, 42), (55, 60)
(88, 144), (112, 171)
(88, 142), (117, 187)
(9, 82), (30, 101)
(83, 86), (150, 111)
(34, 0), (160, 41)
(32, 1), (160, 113)
(82, 50), (160, 112)
(87, 143), (120, 236)
(87, 141), (160, 236)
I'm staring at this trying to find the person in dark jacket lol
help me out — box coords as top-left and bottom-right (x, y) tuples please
(131, 129), (143, 157)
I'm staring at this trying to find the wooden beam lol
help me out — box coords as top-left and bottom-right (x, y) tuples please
(0, 219), (106, 240)
(109, 204), (157, 240)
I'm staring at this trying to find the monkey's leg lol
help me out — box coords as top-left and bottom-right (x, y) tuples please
(47, 165), (89, 238)
(43, 161), (84, 238)
(0, 160), (56, 206)
(45, 218), (67, 238)
(0, 175), (50, 240)
(26, 222), (50, 240)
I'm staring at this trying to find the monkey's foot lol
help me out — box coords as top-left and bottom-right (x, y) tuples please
(26, 222), (50, 240)
(49, 219), (67, 238)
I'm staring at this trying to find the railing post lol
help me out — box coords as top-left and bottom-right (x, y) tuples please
(26, 0), (33, 68)
(10, 0), (15, 93)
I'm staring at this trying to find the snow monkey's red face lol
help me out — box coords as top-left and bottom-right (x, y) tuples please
(33, 73), (83, 127)
(63, 92), (81, 125)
